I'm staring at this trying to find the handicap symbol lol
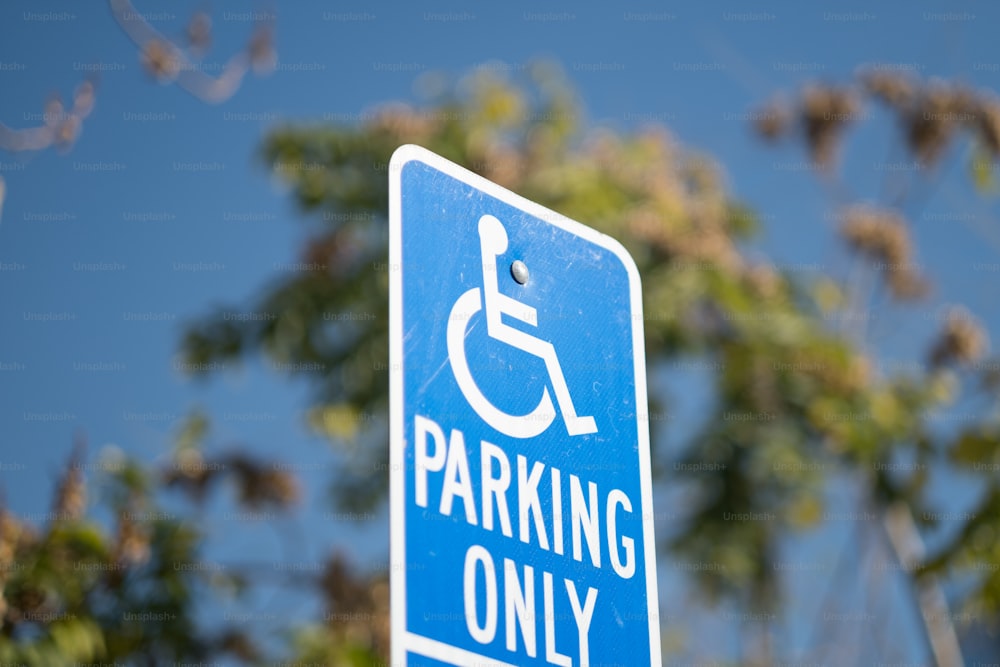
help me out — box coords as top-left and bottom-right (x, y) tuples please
(447, 214), (598, 439)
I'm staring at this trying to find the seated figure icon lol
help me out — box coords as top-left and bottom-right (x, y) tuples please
(446, 214), (598, 439)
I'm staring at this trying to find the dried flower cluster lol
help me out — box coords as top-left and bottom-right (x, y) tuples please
(186, 11), (212, 56)
(862, 69), (1000, 166)
(247, 25), (277, 75)
(610, 136), (745, 274)
(164, 451), (300, 509)
(755, 70), (1000, 173)
(114, 509), (151, 566)
(801, 84), (861, 168)
(0, 79), (96, 153)
(367, 104), (441, 143)
(753, 100), (792, 142)
(52, 445), (87, 522)
(141, 39), (182, 82)
(472, 141), (525, 189)
(753, 85), (859, 168)
(840, 206), (928, 300)
(745, 264), (784, 300)
(929, 307), (988, 367)
(860, 70), (915, 109)
(111, 0), (274, 103)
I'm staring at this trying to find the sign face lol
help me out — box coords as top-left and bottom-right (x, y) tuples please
(389, 144), (660, 667)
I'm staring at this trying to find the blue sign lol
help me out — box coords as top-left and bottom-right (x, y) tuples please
(389, 145), (660, 667)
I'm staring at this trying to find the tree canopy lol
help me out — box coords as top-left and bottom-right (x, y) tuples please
(184, 61), (1000, 609)
(5, 61), (1000, 665)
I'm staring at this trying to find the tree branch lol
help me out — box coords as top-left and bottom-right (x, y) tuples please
(883, 501), (965, 667)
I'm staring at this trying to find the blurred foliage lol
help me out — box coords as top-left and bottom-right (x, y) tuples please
(0, 418), (387, 665)
(7, 60), (1000, 665)
(180, 62), (1000, 663)
(755, 66), (1000, 610)
(184, 61), (1000, 615)
(0, 422), (290, 665)
(0, 439), (254, 664)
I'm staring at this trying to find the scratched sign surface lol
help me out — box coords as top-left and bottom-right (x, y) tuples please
(389, 144), (661, 667)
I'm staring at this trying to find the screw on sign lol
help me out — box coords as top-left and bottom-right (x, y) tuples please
(389, 145), (660, 667)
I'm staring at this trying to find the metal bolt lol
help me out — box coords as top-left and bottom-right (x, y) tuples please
(511, 260), (529, 285)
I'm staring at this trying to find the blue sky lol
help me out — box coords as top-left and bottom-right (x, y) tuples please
(2, 0), (999, 663)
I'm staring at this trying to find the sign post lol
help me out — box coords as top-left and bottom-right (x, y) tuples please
(390, 144), (660, 667)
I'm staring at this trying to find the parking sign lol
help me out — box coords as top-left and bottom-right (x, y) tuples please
(389, 144), (660, 667)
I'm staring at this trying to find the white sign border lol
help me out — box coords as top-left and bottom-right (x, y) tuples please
(389, 143), (661, 667)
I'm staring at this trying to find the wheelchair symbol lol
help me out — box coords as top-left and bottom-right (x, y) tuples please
(446, 215), (598, 439)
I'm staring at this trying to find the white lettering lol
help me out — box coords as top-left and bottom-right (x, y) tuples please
(570, 475), (601, 568)
(481, 440), (513, 537)
(552, 467), (564, 556)
(504, 559), (536, 656)
(518, 455), (549, 549)
(606, 489), (635, 579)
(464, 545), (497, 644)
(414, 415), (446, 507)
(413, 415), (643, 587)
(544, 572), (571, 667)
(440, 429), (477, 524)
(565, 579), (598, 667)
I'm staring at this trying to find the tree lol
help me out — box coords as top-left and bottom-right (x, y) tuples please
(0, 432), (273, 664)
(750, 69), (1000, 665)
(0, 0), (273, 223)
(180, 62), (1000, 664)
(6, 57), (1000, 664)
(0, 419), (393, 665)
(0, 2), (304, 663)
